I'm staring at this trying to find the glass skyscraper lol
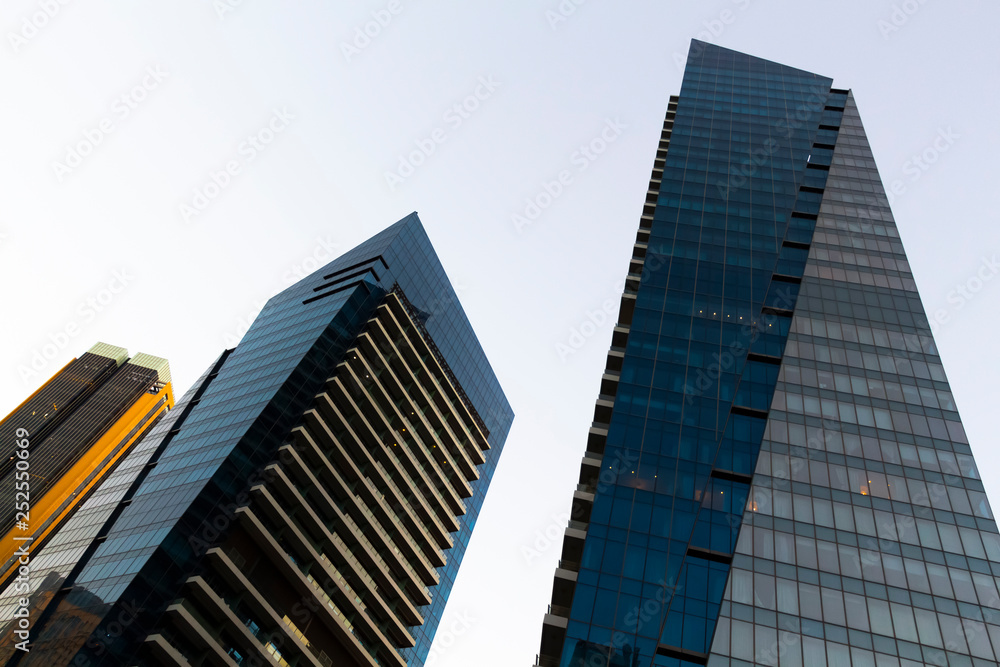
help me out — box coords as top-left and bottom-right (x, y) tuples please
(536, 41), (1000, 667)
(3, 213), (512, 666)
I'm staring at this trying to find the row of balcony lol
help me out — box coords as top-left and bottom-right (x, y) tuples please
(533, 95), (679, 667)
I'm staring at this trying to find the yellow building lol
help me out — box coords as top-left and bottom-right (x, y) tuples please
(0, 343), (173, 592)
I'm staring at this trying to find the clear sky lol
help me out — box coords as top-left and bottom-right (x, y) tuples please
(1, 1), (999, 664)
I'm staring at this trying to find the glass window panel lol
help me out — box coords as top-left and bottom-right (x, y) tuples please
(882, 554), (907, 588)
(839, 544), (863, 579)
(775, 531), (795, 563)
(925, 563), (954, 598)
(938, 613), (969, 654)
(855, 405), (876, 428)
(771, 453), (790, 479)
(796, 535), (818, 569)
(773, 491), (793, 520)
(791, 458), (810, 483)
(895, 515), (920, 545)
(828, 642), (852, 667)
(964, 620), (995, 660)
(809, 460), (830, 487)
(861, 546), (885, 583)
(850, 468), (869, 496)
(814, 498), (835, 528)
(867, 472), (889, 498)
(756, 451), (772, 476)
(777, 578), (799, 615)
(735, 525), (753, 555)
(854, 506), (877, 536)
(844, 592), (870, 632)
(731, 620), (754, 662)
(936, 450), (959, 475)
(778, 630), (803, 667)
(803, 637), (826, 665)
(956, 454), (979, 479)
(829, 465), (851, 491)
(927, 483), (951, 511)
(971, 572), (999, 607)
(903, 559), (931, 594)
(969, 491), (994, 520)
(850, 647), (876, 667)
(834, 503), (856, 532)
(755, 624), (778, 666)
(880, 440), (901, 465)
(753, 488), (773, 515)
(949, 568), (979, 604)
(898, 444), (920, 468)
(873, 511), (897, 542)
(800, 582), (823, 620)
(822, 587), (846, 626)
(913, 608), (943, 648)
(818, 541), (840, 573)
(869, 598), (893, 636)
(914, 519), (941, 550)
(981, 532), (1000, 562)
(794, 494), (814, 524)
(939, 523), (962, 555)
(960, 527), (987, 559)
(988, 626), (1000, 663)
(755, 527), (775, 560)
(947, 486), (973, 516)
(889, 603), (919, 642)
(731, 568), (753, 605)
(711, 616), (730, 656)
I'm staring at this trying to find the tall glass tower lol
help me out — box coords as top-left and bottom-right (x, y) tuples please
(536, 41), (1000, 667)
(4, 213), (513, 667)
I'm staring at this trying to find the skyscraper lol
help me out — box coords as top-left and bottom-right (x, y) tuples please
(4, 213), (512, 666)
(536, 41), (1000, 667)
(0, 343), (173, 595)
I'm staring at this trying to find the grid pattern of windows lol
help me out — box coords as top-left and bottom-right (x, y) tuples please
(706, 95), (1000, 667)
(0, 361), (161, 537)
(0, 351), (122, 533)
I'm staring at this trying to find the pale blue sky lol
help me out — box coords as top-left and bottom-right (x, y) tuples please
(1, 1), (999, 664)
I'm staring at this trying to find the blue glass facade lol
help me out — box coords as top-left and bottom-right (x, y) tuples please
(538, 41), (1000, 667)
(18, 213), (512, 666)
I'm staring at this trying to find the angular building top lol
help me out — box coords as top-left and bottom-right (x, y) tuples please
(536, 41), (1000, 667)
(11, 213), (512, 667)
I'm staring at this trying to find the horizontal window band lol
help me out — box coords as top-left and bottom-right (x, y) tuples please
(818, 124), (840, 131)
(711, 468), (754, 485)
(321, 255), (389, 281)
(830, 88), (850, 95)
(303, 279), (364, 305)
(312, 266), (380, 292)
(813, 142), (837, 150)
(745, 352), (782, 366)
(824, 105), (846, 112)
(731, 405), (770, 420)
(799, 185), (824, 194)
(781, 240), (810, 251)
(761, 305), (794, 317)
(791, 211), (819, 220)
(806, 163), (831, 171)
(656, 644), (709, 665)
(687, 545), (734, 565)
